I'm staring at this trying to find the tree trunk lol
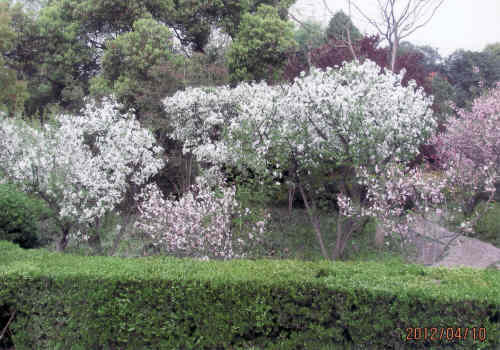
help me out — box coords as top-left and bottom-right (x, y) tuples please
(390, 29), (399, 72)
(56, 226), (70, 252)
(288, 182), (295, 216)
(109, 213), (134, 256)
(333, 217), (344, 260)
(88, 232), (102, 255)
(87, 217), (103, 255)
(333, 215), (369, 260)
(306, 43), (312, 74)
(346, 24), (357, 61)
(297, 182), (330, 260)
(374, 220), (385, 249)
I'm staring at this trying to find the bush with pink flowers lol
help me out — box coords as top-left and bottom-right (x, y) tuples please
(133, 168), (269, 260)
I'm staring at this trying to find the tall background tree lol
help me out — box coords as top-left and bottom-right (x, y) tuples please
(226, 4), (297, 86)
(0, 1), (28, 118)
(325, 9), (361, 42)
(89, 16), (185, 125)
(287, 19), (326, 73)
(4, 0), (297, 121)
(484, 42), (500, 59)
(398, 41), (442, 73)
(294, 19), (326, 52)
(350, 0), (445, 71)
(442, 48), (500, 108)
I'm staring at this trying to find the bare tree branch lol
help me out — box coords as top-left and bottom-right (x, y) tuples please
(288, 1), (359, 70)
(287, 11), (308, 28)
(0, 310), (16, 341)
(350, 1), (386, 37)
(345, 0), (358, 61)
(319, 0), (358, 61)
(350, 0), (444, 71)
(399, 1), (444, 39)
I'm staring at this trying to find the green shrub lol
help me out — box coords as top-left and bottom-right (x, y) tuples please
(0, 182), (53, 249)
(473, 201), (500, 248)
(1, 248), (499, 349)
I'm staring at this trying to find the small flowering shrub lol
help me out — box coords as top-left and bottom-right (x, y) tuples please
(338, 159), (497, 254)
(231, 192), (272, 257)
(337, 163), (448, 251)
(134, 169), (269, 260)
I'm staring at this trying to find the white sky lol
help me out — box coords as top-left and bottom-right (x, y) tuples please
(289, 0), (500, 58)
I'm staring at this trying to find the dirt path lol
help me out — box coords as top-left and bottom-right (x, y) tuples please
(430, 236), (500, 269)
(403, 212), (500, 270)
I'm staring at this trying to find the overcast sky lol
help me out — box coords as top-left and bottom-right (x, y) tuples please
(289, 0), (500, 58)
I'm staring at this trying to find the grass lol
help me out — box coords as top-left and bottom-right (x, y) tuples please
(44, 204), (408, 263)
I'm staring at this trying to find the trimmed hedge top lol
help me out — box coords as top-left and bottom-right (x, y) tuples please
(1, 240), (499, 305)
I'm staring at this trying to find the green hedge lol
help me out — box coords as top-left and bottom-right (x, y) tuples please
(0, 240), (499, 349)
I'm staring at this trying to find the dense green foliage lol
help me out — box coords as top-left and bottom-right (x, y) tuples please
(473, 201), (500, 248)
(0, 183), (53, 248)
(3, 0), (297, 119)
(0, 2), (28, 118)
(484, 42), (500, 59)
(443, 49), (500, 108)
(89, 16), (184, 123)
(227, 4), (297, 85)
(430, 72), (456, 125)
(0, 240), (498, 349)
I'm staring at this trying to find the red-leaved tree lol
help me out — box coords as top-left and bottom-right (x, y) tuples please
(283, 35), (432, 94)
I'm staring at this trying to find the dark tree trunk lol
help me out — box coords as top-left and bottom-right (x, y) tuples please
(297, 181), (330, 260)
(56, 226), (70, 252)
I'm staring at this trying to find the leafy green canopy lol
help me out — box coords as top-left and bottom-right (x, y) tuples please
(227, 4), (297, 85)
(5, 0), (297, 119)
(89, 16), (184, 123)
(443, 49), (500, 108)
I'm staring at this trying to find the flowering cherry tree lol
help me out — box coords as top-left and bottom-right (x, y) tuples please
(338, 83), (500, 256)
(338, 163), (448, 254)
(165, 60), (435, 173)
(164, 82), (284, 170)
(433, 83), (500, 192)
(430, 82), (500, 229)
(0, 97), (165, 251)
(161, 59), (437, 260)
